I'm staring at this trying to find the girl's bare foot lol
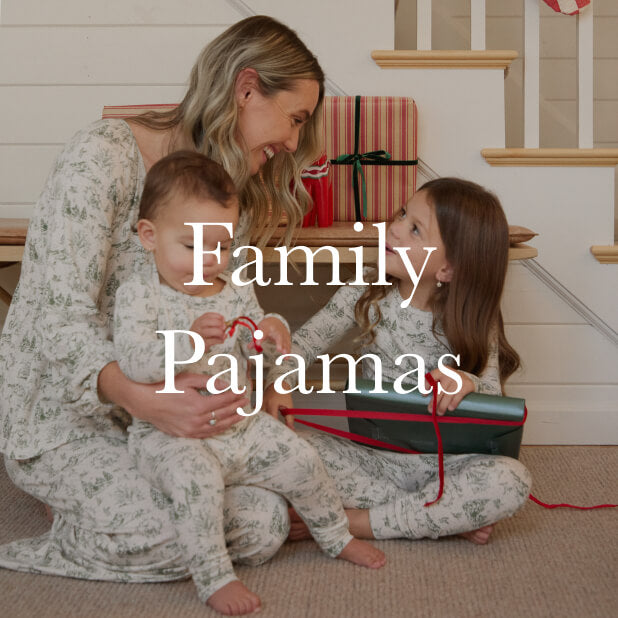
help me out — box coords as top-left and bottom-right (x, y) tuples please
(207, 580), (261, 616)
(337, 538), (386, 569)
(458, 524), (494, 545)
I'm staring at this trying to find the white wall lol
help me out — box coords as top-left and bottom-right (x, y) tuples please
(0, 0), (616, 443)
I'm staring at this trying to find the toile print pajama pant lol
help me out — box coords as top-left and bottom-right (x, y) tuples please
(129, 412), (353, 601)
(1, 433), (289, 582)
(302, 430), (532, 539)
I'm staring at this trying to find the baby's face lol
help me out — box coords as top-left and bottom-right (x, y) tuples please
(145, 195), (239, 295)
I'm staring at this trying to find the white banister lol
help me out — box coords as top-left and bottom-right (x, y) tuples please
(577, 8), (594, 148)
(470, 0), (486, 51)
(417, 0), (432, 51)
(524, 0), (540, 148)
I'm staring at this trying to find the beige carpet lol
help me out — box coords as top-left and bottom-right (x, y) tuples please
(1, 446), (616, 618)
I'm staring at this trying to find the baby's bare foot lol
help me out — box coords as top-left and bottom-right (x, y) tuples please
(207, 580), (261, 616)
(337, 538), (386, 569)
(458, 524), (494, 545)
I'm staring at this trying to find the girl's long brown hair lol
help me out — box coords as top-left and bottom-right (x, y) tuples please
(355, 178), (520, 388)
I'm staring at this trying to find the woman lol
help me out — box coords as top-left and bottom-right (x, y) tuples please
(0, 15), (324, 582)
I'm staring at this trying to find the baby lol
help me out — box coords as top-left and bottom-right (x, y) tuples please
(113, 151), (385, 616)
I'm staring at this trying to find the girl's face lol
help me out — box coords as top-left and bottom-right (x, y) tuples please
(385, 190), (452, 303)
(236, 74), (320, 175)
(138, 195), (239, 296)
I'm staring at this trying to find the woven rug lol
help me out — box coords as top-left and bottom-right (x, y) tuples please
(1, 446), (616, 618)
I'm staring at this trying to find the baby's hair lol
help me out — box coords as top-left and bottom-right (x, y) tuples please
(138, 150), (237, 221)
(355, 177), (520, 388)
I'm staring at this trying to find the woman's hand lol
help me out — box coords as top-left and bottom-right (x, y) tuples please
(425, 368), (474, 416)
(264, 383), (295, 429)
(257, 317), (291, 354)
(98, 362), (248, 438)
(190, 312), (226, 352)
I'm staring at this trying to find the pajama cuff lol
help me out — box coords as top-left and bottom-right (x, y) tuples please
(299, 510), (353, 558)
(193, 570), (239, 604)
(318, 530), (354, 559)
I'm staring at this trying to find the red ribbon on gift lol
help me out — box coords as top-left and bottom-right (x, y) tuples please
(281, 374), (616, 511)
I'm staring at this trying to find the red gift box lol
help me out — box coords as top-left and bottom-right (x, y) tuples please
(300, 153), (333, 227)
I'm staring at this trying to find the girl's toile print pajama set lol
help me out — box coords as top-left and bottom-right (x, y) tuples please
(269, 282), (532, 540)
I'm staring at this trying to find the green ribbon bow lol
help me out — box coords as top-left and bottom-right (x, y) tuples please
(330, 95), (418, 221)
(332, 150), (391, 220)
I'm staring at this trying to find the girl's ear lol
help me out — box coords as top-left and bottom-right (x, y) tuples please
(136, 219), (156, 252)
(235, 68), (260, 107)
(437, 261), (454, 284)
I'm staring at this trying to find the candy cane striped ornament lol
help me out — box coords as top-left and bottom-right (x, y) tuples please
(542, 0), (590, 15)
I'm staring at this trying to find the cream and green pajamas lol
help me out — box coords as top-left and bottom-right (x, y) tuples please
(271, 280), (532, 539)
(0, 120), (289, 581)
(114, 266), (352, 600)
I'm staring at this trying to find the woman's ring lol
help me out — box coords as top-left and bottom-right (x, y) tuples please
(209, 411), (217, 426)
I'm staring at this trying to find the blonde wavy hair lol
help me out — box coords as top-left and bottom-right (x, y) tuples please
(131, 15), (325, 246)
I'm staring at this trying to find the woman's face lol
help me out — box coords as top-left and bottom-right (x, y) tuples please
(236, 77), (320, 175)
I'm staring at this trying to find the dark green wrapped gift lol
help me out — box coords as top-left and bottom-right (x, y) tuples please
(345, 378), (526, 459)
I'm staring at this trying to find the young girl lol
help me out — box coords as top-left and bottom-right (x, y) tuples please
(265, 177), (532, 545)
(114, 151), (385, 615)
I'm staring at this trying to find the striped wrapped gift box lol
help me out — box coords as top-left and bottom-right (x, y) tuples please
(324, 96), (417, 222)
(102, 96), (418, 224)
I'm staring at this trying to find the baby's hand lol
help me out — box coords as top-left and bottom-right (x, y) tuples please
(425, 368), (474, 416)
(264, 383), (295, 429)
(189, 312), (226, 352)
(256, 317), (291, 354)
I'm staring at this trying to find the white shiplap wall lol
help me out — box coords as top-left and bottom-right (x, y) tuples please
(0, 0), (239, 333)
(1, 0), (616, 443)
(0, 0), (240, 219)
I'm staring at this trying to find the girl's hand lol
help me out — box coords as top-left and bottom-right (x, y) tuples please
(426, 368), (474, 416)
(98, 362), (248, 438)
(264, 382), (295, 429)
(256, 317), (291, 354)
(190, 312), (226, 352)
